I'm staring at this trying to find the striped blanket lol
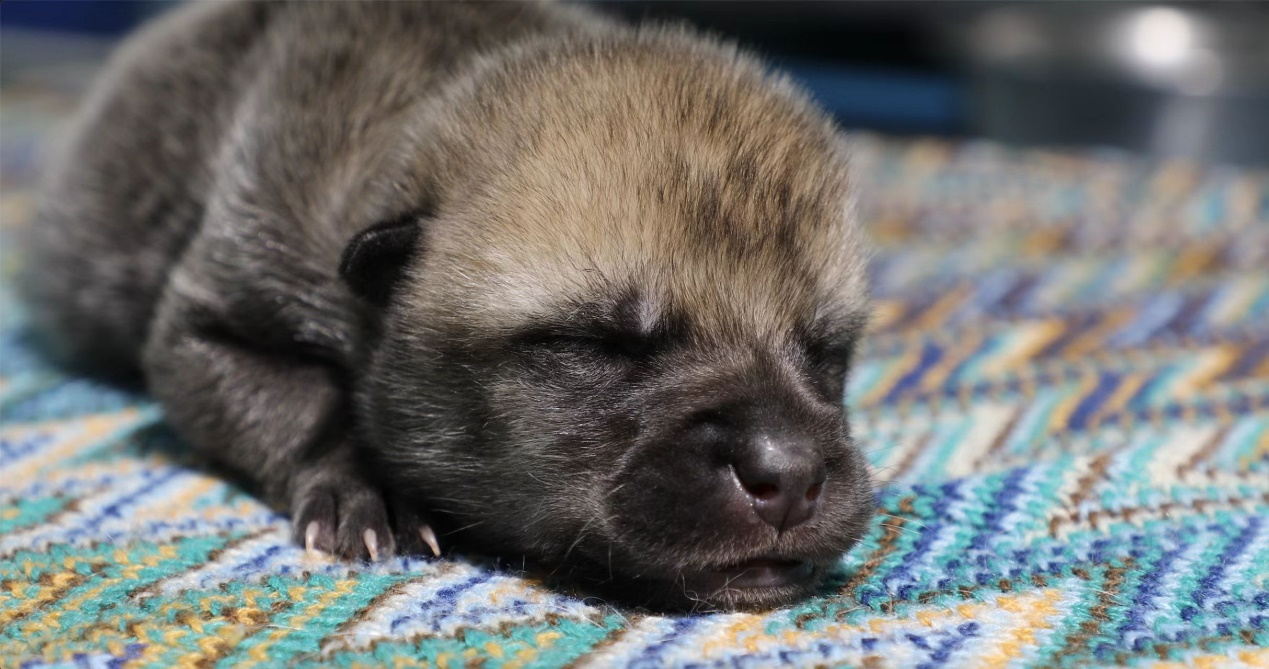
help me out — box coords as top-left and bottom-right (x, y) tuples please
(2, 77), (1267, 668)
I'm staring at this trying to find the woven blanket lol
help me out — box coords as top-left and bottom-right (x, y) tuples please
(2, 78), (1268, 669)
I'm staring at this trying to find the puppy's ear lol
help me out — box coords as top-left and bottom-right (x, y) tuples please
(339, 213), (424, 307)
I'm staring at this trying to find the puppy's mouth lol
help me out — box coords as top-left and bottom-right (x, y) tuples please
(680, 556), (815, 591)
(562, 545), (836, 610)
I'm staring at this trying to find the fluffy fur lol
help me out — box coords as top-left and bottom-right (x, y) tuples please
(19, 0), (873, 610)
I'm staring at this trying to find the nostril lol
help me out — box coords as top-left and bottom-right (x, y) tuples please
(727, 435), (825, 531)
(805, 464), (827, 502)
(741, 480), (780, 501)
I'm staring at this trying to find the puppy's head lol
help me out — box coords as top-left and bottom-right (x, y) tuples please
(343, 29), (872, 610)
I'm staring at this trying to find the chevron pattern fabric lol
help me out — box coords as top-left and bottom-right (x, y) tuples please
(2, 80), (1268, 668)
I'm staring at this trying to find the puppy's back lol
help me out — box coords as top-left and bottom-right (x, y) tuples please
(19, 1), (275, 379)
(19, 1), (598, 380)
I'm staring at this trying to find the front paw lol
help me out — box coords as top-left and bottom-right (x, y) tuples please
(390, 497), (442, 559)
(292, 474), (395, 561)
(289, 469), (440, 561)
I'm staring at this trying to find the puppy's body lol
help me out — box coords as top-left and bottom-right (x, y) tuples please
(22, 1), (872, 609)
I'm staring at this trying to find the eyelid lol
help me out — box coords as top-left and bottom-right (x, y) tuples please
(802, 336), (856, 364)
(518, 326), (656, 359)
(517, 329), (597, 348)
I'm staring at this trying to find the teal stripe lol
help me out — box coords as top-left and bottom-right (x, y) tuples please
(213, 572), (408, 669)
(0, 494), (67, 534)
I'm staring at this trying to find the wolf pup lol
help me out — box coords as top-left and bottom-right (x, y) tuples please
(20, 0), (873, 610)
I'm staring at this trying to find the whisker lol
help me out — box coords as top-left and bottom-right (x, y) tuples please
(441, 520), (487, 536)
(876, 512), (931, 530)
(876, 520), (923, 537)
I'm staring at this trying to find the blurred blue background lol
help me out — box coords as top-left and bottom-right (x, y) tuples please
(1, 0), (171, 35)
(3, 0), (1268, 166)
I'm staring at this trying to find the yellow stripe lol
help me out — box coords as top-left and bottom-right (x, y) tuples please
(23, 458), (155, 492)
(1047, 373), (1100, 433)
(1147, 647), (1269, 669)
(1172, 345), (1241, 398)
(869, 299), (905, 331)
(5, 411), (145, 484)
(975, 588), (1065, 669)
(1243, 430), (1269, 471)
(1254, 350), (1269, 379)
(847, 590), (1063, 655)
(238, 578), (357, 667)
(699, 615), (765, 656)
(1098, 373), (1148, 418)
(0, 569), (84, 625)
(861, 346), (924, 407)
(1211, 277), (1266, 327)
(1062, 310), (1133, 359)
(130, 477), (219, 522)
(913, 285), (971, 331)
(981, 319), (1065, 377)
(1022, 228), (1067, 257)
(1166, 244), (1220, 284)
(682, 589), (1067, 664)
(919, 329), (984, 394)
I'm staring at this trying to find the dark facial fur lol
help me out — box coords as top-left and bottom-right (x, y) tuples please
(19, 1), (872, 611)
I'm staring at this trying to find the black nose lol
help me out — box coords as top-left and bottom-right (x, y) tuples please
(730, 434), (827, 531)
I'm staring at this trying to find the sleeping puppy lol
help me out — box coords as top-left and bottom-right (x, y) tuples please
(19, 0), (873, 610)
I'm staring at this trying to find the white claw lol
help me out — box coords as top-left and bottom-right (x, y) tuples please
(363, 528), (380, 561)
(420, 525), (441, 557)
(305, 521), (321, 553)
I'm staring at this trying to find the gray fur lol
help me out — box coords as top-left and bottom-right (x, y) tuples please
(19, 0), (873, 610)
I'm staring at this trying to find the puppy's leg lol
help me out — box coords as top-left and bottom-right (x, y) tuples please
(144, 300), (423, 560)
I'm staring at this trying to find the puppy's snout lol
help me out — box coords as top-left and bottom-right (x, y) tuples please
(729, 433), (826, 531)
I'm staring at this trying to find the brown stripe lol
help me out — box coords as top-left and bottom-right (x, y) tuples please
(0, 568), (94, 626)
(323, 573), (430, 645)
(561, 615), (647, 669)
(972, 406), (1024, 470)
(1050, 492), (1269, 538)
(1176, 427), (1229, 478)
(835, 496), (916, 613)
(0, 496), (85, 553)
(346, 605), (618, 661)
(1049, 452), (1115, 538)
(1113, 628), (1260, 665)
(1048, 559), (1133, 664)
(881, 432), (933, 485)
(129, 528), (273, 601)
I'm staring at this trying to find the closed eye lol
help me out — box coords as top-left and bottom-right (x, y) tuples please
(512, 291), (680, 363)
(797, 312), (867, 383)
(602, 331), (657, 358)
(800, 336), (858, 399)
(516, 327), (661, 361)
